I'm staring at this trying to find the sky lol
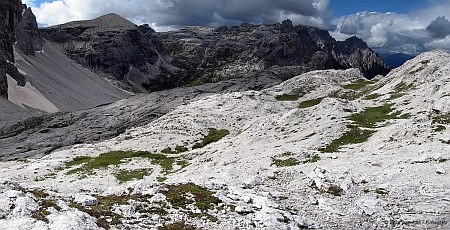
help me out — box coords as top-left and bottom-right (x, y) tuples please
(22, 0), (450, 54)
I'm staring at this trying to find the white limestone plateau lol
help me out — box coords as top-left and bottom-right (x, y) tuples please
(0, 50), (448, 229)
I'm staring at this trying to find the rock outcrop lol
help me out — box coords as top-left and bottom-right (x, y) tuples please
(0, 0), (43, 99)
(15, 6), (43, 55)
(0, 0), (22, 98)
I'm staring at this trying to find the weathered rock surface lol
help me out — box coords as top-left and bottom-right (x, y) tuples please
(0, 72), (284, 160)
(0, 50), (448, 229)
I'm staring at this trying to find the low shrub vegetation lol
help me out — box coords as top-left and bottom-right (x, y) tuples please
(66, 151), (175, 176)
(193, 128), (229, 149)
(319, 125), (374, 153)
(163, 183), (221, 211)
(271, 157), (300, 167)
(298, 97), (324, 108)
(275, 93), (301, 101)
(349, 104), (401, 128)
(115, 169), (150, 183)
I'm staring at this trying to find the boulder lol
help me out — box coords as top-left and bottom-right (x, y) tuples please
(73, 194), (98, 206)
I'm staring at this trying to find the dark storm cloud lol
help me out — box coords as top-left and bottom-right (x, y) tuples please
(426, 16), (450, 38)
(31, 0), (331, 30)
(146, 0), (330, 27)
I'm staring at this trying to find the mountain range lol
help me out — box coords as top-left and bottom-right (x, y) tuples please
(1, 2), (389, 116)
(0, 1), (448, 229)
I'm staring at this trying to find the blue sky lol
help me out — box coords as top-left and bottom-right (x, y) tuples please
(25, 0), (450, 53)
(330, 0), (429, 16)
(28, 0), (434, 19)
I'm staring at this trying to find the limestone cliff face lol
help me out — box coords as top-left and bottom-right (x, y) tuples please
(41, 14), (169, 92)
(0, 0), (42, 98)
(16, 6), (43, 55)
(42, 18), (390, 93)
(0, 0), (22, 98)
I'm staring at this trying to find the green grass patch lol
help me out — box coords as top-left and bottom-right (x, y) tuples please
(271, 157), (300, 167)
(388, 82), (416, 100)
(156, 176), (167, 182)
(320, 104), (404, 153)
(364, 93), (382, 100)
(66, 151), (175, 176)
(394, 82), (407, 92)
(432, 114), (448, 132)
(409, 60), (429, 75)
(432, 113), (450, 125)
(159, 221), (196, 230)
(343, 79), (373, 91)
(163, 183), (221, 211)
(349, 104), (401, 128)
(192, 128), (229, 149)
(389, 92), (406, 100)
(115, 169), (149, 183)
(302, 153), (321, 163)
(329, 90), (361, 101)
(298, 97), (324, 109)
(70, 194), (149, 229)
(281, 151), (294, 157)
(31, 198), (61, 223)
(398, 113), (412, 119)
(275, 93), (301, 101)
(319, 126), (375, 153)
(434, 125), (446, 132)
(161, 145), (189, 154)
(65, 156), (92, 167)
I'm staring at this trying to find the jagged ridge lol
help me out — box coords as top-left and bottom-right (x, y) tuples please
(41, 17), (390, 93)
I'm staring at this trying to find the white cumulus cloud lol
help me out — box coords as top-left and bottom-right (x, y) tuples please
(331, 0), (450, 54)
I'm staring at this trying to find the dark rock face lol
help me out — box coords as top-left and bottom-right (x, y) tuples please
(0, 0), (40, 98)
(41, 14), (171, 92)
(16, 7), (43, 55)
(0, 0), (22, 98)
(41, 17), (390, 93)
(331, 36), (390, 77)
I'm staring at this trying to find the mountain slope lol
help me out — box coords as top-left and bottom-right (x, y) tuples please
(0, 50), (447, 229)
(0, 2), (129, 114)
(13, 42), (129, 111)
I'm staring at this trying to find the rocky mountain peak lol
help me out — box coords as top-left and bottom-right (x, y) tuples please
(16, 6), (43, 55)
(341, 36), (369, 50)
(91, 13), (136, 28)
(281, 19), (294, 33)
(49, 12), (136, 31)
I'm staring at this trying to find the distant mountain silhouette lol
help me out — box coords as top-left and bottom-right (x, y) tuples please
(377, 51), (415, 69)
